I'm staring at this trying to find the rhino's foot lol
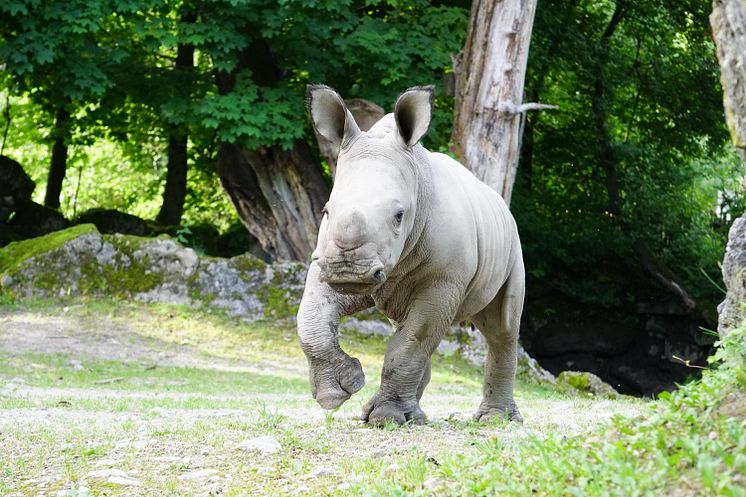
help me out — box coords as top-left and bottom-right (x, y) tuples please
(309, 353), (365, 410)
(473, 402), (523, 424)
(361, 394), (426, 426)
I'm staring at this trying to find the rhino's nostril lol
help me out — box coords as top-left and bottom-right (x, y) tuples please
(372, 269), (386, 283)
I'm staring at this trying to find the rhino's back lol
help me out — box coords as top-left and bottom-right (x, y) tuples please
(425, 151), (520, 320)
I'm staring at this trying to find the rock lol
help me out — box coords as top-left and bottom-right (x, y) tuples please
(8, 199), (68, 238)
(718, 214), (746, 338)
(85, 469), (139, 486)
(75, 208), (150, 236)
(235, 435), (281, 454)
(516, 345), (556, 385)
(436, 339), (460, 357)
(308, 466), (336, 478)
(340, 316), (393, 336)
(0, 222), (20, 248)
(0, 155), (35, 223)
(423, 477), (444, 491)
(557, 371), (620, 398)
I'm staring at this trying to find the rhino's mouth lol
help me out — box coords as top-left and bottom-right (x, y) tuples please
(317, 258), (387, 294)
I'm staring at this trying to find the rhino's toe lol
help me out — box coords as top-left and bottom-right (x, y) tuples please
(473, 404), (523, 424)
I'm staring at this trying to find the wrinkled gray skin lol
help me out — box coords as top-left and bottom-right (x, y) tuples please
(297, 85), (525, 425)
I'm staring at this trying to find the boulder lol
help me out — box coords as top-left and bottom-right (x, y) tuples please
(557, 370), (620, 398)
(0, 155), (35, 223)
(8, 200), (68, 238)
(718, 214), (746, 337)
(0, 223), (20, 248)
(75, 209), (150, 236)
(0, 224), (306, 321)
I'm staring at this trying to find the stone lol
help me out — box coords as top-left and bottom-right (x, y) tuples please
(0, 155), (35, 223)
(75, 208), (150, 236)
(557, 371), (620, 398)
(8, 200), (68, 239)
(85, 468), (139, 486)
(718, 214), (746, 337)
(235, 435), (281, 454)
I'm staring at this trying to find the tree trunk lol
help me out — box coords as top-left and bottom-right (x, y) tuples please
(710, 0), (746, 336)
(217, 141), (328, 261)
(44, 107), (70, 209)
(157, 15), (195, 226)
(215, 39), (330, 261)
(451, 0), (539, 205)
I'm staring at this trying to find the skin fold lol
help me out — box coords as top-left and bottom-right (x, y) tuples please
(297, 85), (525, 425)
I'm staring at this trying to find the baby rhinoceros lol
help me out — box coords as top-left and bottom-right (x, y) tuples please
(297, 85), (525, 425)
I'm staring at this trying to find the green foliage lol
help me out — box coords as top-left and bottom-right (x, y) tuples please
(353, 325), (746, 496)
(0, 0), (467, 225)
(514, 0), (744, 311)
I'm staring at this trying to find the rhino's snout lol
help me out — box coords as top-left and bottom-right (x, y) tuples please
(317, 254), (386, 294)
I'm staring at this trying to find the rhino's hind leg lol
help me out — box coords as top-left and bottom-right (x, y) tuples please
(472, 260), (525, 423)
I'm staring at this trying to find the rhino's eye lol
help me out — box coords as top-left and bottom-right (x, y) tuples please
(394, 210), (404, 226)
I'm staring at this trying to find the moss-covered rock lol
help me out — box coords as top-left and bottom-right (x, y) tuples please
(557, 370), (620, 398)
(0, 224), (308, 322)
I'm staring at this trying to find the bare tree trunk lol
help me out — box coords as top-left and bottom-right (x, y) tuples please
(215, 38), (330, 261)
(44, 107), (70, 210)
(217, 141), (328, 261)
(711, 0), (746, 336)
(451, 0), (539, 205)
(157, 14), (195, 226)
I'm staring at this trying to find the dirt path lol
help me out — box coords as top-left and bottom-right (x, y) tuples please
(0, 303), (645, 497)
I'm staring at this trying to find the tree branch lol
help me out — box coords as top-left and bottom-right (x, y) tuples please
(495, 101), (559, 114)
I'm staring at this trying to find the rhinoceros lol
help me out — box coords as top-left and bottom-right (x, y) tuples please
(297, 85), (525, 425)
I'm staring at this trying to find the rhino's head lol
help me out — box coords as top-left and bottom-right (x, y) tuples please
(307, 85), (434, 294)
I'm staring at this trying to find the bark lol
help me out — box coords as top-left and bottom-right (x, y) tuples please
(44, 107), (71, 210)
(217, 141), (328, 261)
(157, 15), (195, 226)
(711, 0), (746, 158)
(215, 38), (330, 261)
(711, 0), (746, 336)
(451, 0), (539, 205)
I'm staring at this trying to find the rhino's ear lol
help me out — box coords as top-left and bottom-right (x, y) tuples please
(307, 84), (361, 151)
(394, 85), (434, 148)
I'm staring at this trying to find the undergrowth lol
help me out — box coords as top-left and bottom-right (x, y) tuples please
(359, 325), (746, 497)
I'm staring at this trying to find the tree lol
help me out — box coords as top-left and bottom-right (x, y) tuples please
(514, 0), (739, 322)
(451, 0), (548, 205)
(155, 10), (196, 227)
(711, 0), (746, 335)
(0, 0), (129, 209)
(192, 0), (468, 260)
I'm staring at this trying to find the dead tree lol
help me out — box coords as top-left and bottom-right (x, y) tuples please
(451, 0), (553, 205)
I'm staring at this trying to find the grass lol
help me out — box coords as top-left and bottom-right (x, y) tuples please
(1, 298), (741, 496)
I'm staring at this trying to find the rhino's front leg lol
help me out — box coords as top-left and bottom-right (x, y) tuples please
(361, 283), (459, 425)
(297, 262), (374, 410)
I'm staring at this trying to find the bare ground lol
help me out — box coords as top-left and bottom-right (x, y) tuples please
(0, 303), (646, 497)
